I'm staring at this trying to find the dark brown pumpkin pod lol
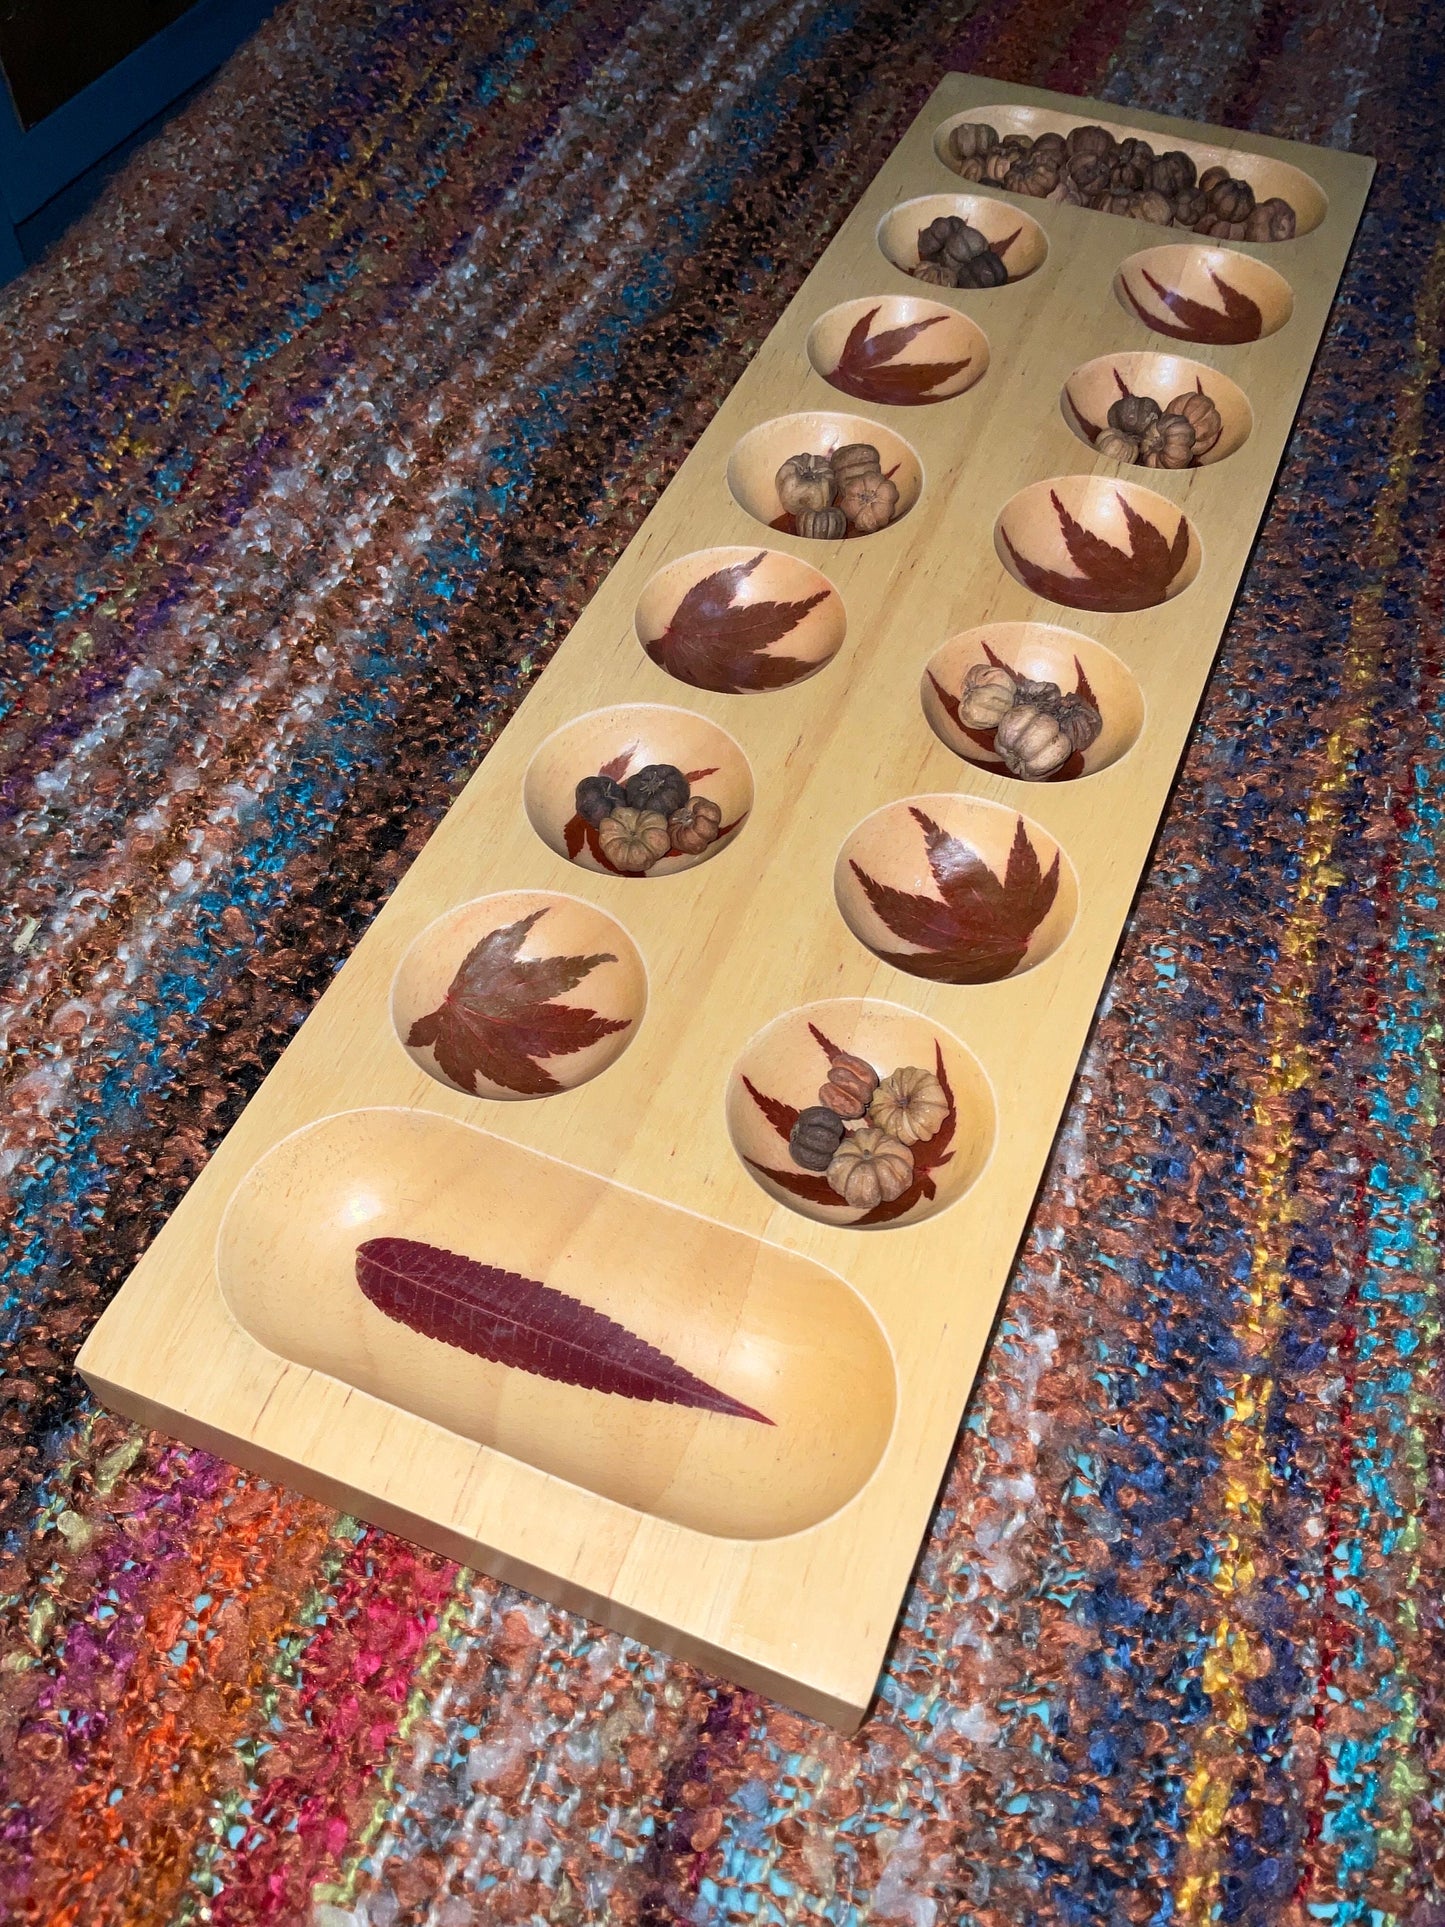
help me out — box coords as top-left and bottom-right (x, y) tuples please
(789, 1105), (847, 1172)
(1149, 149), (1196, 195)
(1066, 123), (1115, 161)
(1108, 392), (1162, 438)
(623, 763), (690, 816)
(1133, 191), (1175, 226)
(938, 219), (989, 267)
(1208, 176), (1255, 222)
(575, 774), (627, 826)
(1068, 151), (1112, 197)
(1006, 155), (1061, 198)
(954, 249), (1008, 289)
(1094, 189), (1141, 218)
(1172, 186), (1208, 228)
(1032, 130), (1068, 162)
(1245, 196), (1297, 242)
(1055, 693), (1103, 753)
(912, 260), (958, 285)
(948, 120), (999, 162)
(1108, 155), (1150, 193)
(1198, 165), (1231, 194)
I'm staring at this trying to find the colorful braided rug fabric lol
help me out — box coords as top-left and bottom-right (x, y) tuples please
(1, 0), (1443, 1919)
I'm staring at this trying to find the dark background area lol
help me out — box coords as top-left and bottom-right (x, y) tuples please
(0, 0), (196, 128)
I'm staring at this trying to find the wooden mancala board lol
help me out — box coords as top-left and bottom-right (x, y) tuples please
(79, 74), (1373, 1731)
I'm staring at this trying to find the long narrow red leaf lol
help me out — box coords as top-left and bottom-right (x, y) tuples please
(743, 1158), (841, 1208)
(357, 1238), (771, 1424)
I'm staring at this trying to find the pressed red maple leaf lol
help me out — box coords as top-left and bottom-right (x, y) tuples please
(743, 1032), (957, 1224)
(643, 551), (831, 692)
(825, 307), (972, 406)
(407, 907), (630, 1096)
(1119, 264), (1263, 344)
(357, 1237), (770, 1422)
(850, 808), (1059, 983)
(1001, 488), (1191, 613)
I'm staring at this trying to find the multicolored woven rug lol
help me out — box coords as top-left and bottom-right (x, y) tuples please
(2, 0), (1442, 1918)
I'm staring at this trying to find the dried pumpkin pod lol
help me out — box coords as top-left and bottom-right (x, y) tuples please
(624, 763), (690, 815)
(575, 773), (626, 825)
(789, 1105), (846, 1173)
(1046, 175), (1085, 207)
(1093, 190), (1140, 218)
(1067, 151), (1112, 197)
(958, 661), (1018, 729)
(912, 260), (958, 286)
(667, 796), (722, 856)
(826, 1126), (915, 1210)
(597, 807), (671, 873)
(951, 155), (988, 185)
(1165, 390), (1223, 456)
(830, 441), (884, 483)
(1208, 176), (1254, 221)
(994, 703), (1074, 780)
(1005, 156), (1060, 199)
(1054, 693), (1103, 754)
(1139, 412), (1197, 470)
(796, 505), (847, 540)
(1199, 217), (1249, 242)
(819, 1049), (879, 1120)
(1171, 187), (1208, 228)
(1107, 392), (1161, 438)
(1118, 135), (1155, 169)
(984, 147), (1013, 183)
(948, 120), (999, 162)
(1150, 149), (1196, 195)
(939, 220), (989, 267)
(837, 471), (899, 535)
(1133, 190), (1175, 226)
(917, 215), (958, 259)
(1108, 157), (1150, 193)
(1032, 131), (1068, 162)
(775, 452), (835, 515)
(1095, 426), (1141, 463)
(954, 249), (1008, 289)
(1007, 677), (1056, 710)
(1245, 196), (1296, 242)
(1066, 123), (1116, 161)
(1198, 165), (1230, 194)
(998, 132), (1033, 157)
(869, 1066), (949, 1146)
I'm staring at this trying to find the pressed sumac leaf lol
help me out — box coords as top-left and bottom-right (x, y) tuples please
(357, 1238), (771, 1423)
(645, 552), (830, 692)
(407, 907), (629, 1095)
(742, 1158), (841, 1208)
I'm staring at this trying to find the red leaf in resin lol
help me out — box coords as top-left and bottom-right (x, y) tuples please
(1001, 488), (1190, 613)
(742, 1158), (842, 1208)
(645, 551), (831, 693)
(744, 1075), (799, 1142)
(357, 1238), (771, 1423)
(1119, 265), (1263, 344)
(807, 1021), (846, 1063)
(407, 907), (629, 1096)
(991, 226), (1023, 263)
(826, 307), (972, 406)
(850, 809), (1059, 983)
